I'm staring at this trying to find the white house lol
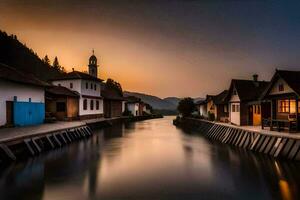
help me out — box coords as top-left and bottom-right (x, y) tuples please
(0, 63), (46, 127)
(51, 53), (104, 119)
(125, 96), (142, 116)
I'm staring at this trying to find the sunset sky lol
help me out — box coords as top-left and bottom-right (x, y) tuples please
(1, 0), (300, 98)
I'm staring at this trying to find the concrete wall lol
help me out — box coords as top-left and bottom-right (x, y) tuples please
(0, 80), (44, 126)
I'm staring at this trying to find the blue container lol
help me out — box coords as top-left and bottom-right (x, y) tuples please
(13, 101), (45, 126)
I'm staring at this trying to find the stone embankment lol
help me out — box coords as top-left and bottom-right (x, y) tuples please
(174, 117), (300, 161)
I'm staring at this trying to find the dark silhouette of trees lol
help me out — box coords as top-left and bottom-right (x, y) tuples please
(43, 55), (50, 65)
(0, 30), (63, 81)
(53, 56), (61, 71)
(106, 78), (123, 96)
(177, 97), (196, 117)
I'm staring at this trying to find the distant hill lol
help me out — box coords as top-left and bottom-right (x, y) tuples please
(163, 97), (181, 106)
(0, 30), (63, 81)
(124, 91), (180, 110)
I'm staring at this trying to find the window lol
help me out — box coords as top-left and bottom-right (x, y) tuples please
(290, 100), (296, 113)
(257, 105), (261, 114)
(278, 100), (289, 113)
(90, 83), (93, 89)
(86, 82), (88, 89)
(94, 84), (96, 90)
(58, 84), (61, 86)
(90, 100), (94, 110)
(279, 84), (284, 92)
(96, 100), (99, 110)
(237, 105), (240, 112)
(70, 82), (73, 89)
(56, 102), (66, 112)
(83, 99), (87, 110)
(232, 104), (235, 112)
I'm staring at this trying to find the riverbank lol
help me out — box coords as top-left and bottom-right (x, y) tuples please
(0, 114), (162, 164)
(174, 117), (300, 161)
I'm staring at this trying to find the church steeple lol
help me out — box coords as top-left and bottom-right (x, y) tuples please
(88, 49), (98, 78)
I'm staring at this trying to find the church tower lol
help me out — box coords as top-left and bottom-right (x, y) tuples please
(88, 50), (98, 78)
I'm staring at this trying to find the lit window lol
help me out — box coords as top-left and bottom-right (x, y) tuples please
(257, 105), (261, 114)
(278, 100), (289, 113)
(290, 100), (296, 113)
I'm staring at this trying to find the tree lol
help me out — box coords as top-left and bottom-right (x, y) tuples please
(43, 55), (50, 65)
(106, 78), (123, 96)
(52, 56), (61, 71)
(177, 97), (196, 117)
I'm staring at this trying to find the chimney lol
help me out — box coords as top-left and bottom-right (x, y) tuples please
(253, 74), (258, 82)
(72, 68), (74, 72)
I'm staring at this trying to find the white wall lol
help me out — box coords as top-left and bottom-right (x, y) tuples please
(127, 103), (139, 116)
(229, 103), (240, 126)
(199, 104), (207, 117)
(269, 78), (294, 95)
(122, 101), (126, 112)
(79, 98), (103, 116)
(0, 80), (45, 126)
(52, 80), (82, 93)
(229, 87), (240, 125)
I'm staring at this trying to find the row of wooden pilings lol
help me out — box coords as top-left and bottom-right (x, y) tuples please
(0, 125), (93, 163)
(174, 118), (300, 161)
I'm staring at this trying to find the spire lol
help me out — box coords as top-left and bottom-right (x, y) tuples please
(92, 49), (94, 55)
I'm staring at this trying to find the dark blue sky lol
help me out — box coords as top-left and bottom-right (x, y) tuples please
(1, 0), (300, 97)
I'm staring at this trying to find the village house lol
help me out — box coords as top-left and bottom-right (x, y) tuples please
(0, 63), (47, 127)
(125, 96), (143, 116)
(45, 85), (80, 121)
(261, 70), (300, 132)
(199, 91), (229, 122)
(225, 74), (269, 126)
(143, 103), (152, 115)
(50, 53), (104, 119)
(101, 83), (124, 118)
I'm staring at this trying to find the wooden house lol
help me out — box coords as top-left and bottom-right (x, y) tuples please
(45, 85), (80, 121)
(101, 83), (124, 118)
(261, 70), (300, 132)
(0, 63), (47, 127)
(225, 75), (269, 126)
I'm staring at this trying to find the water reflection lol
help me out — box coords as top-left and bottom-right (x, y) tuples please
(0, 117), (299, 200)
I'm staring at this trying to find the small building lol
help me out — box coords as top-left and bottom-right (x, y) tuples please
(213, 90), (229, 122)
(45, 85), (80, 121)
(225, 75), (269, 126)
(0, 63), (47, 127)
(143, 103), (152, 115)
(101, 83), (124, 118)
(261, 70), (300, 132)
(125, 96), (142, 116)
(50, 53), (104, 119)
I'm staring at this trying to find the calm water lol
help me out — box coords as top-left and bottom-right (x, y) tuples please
(0, 116), (300, 200)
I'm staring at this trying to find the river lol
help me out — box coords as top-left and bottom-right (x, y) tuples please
(0, 116), (299, 200)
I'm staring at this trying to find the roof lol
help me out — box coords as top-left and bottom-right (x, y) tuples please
(125, 96), (141, 103)
(50, 71), (103, 82)
(226, 79), (270, 102)
(46, 85), (79, 97)
(101, 83), (125, 101)
(212, 90), (228, 104)
(0, 63), (48, 87)
(195, 99), (206, 105)
(261, 69), (300, 98)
